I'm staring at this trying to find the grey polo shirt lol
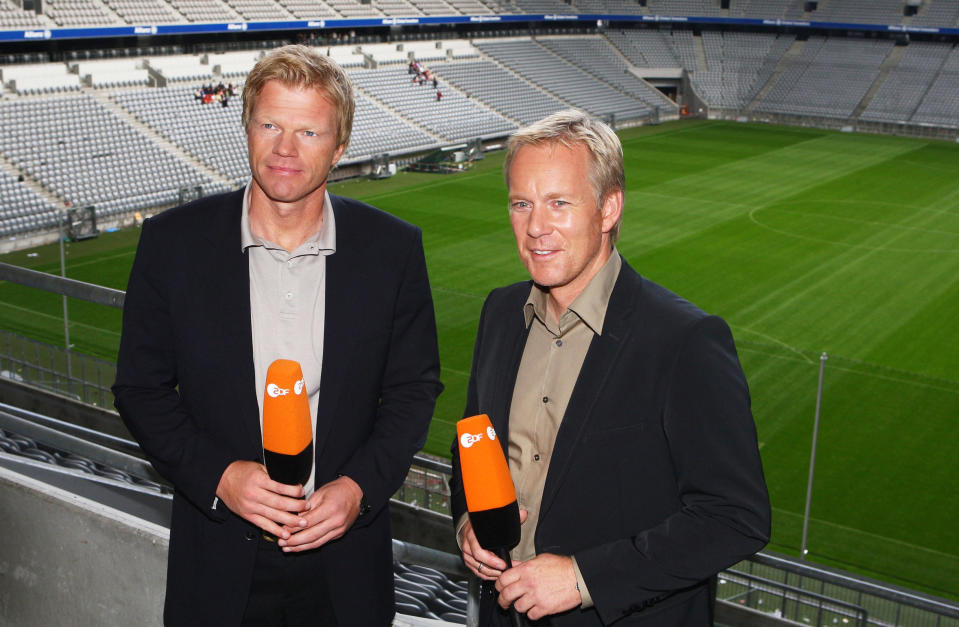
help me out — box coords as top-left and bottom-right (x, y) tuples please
(240, 182), (336, 496)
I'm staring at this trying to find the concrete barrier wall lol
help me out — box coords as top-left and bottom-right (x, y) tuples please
(0, 467), (168, 627)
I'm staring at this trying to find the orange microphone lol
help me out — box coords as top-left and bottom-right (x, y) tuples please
(457, 414), (521, 555)
(457, 414), (528, 627)
(262, 359), (313, 487)
(456, 414), (520, 558)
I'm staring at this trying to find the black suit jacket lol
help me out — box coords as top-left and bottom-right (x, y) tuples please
(450, 258), (770, 626)
(113, 189), (442, 626)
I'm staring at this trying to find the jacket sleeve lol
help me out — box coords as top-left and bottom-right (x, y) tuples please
(336, 228), (444, 526)
(575, 315), (771, 623)
(112, 219), (235, 522)
(449, 292), (493, 529)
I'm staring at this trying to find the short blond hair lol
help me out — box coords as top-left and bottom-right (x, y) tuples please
(242, 44), (354, 149)
(505, 109), (625, 243)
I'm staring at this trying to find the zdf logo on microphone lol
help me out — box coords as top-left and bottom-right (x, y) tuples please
(460, 425), (498, 448)
(267, 378), (306, 398)
(460, 432), (482, 448)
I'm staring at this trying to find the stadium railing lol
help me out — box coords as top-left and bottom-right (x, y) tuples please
(2, 265), (959, 627)
(710, 109), (959, 142)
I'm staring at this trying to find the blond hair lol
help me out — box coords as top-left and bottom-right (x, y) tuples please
(505, 109), (625, 242)
(242, 44), (354, 149)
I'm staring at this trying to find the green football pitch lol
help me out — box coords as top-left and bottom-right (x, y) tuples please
(2, 120), (957, 599)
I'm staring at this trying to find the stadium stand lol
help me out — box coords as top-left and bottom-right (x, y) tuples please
(912, 0), (959, 27)
(208, 50), (265, 78)
(278, 0), (340, 19)
(729, 0), (794, 19)
(537, 36), (677, 112)
(351, 66), (516, 140)
(110, 86), (250, 186)
(511, 0), (571, 13)
(605, 28), (682, 68)
(404, 40), (449, 64)
(1, 62), (83, 95)
(646, 0), (721, 17)
(103, 0), (187, 25)
(753, 36), (896, 119)
(692, 31), (795, 111)
(0, 94), (219, 219)
(165, 0), (242, 23)
(72, 58), (153, 88)
(814, 0), (906, 25)
(0, 0), (52, 28)
(474, 39), (651, 121)
(574, 0), (644, 14)
(146, 54), (216, 83)
(860, 42), (951, 124)
(0, 171), (58, 238)
(226, 0), (297, 21)
(431, 58), (568, 125)
(43, 0), (123, 27)
(911, 44), (959, 127)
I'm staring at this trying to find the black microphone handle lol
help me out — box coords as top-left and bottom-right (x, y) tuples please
(496, 547), (531, 627)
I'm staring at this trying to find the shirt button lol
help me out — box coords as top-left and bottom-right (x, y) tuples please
(285, 292), (293, 300)
(533, 454), (540, 461)
(542, 396), (548, 403)
(245, 531), (255, 541)
(555, 339), (563, 347)
(288, 259), (295, 267)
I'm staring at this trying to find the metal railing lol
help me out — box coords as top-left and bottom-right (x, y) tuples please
(724, 554), (959, 627)
(0, 329), (115, 409)
(719, 568), (868, 626)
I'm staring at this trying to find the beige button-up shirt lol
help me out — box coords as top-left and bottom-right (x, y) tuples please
(509, 250), (622, 607)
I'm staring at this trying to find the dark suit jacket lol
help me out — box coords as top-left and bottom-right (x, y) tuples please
(450, 258), (770, 626)
(113, 189), (442, 626)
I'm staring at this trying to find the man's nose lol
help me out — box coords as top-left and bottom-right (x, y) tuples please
(274, 132), (296, 157)
(526, 204), (551, 238)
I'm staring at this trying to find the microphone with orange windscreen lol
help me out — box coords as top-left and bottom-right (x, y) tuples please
(457, 414), (529, 627)
(262, 359), (313, 487)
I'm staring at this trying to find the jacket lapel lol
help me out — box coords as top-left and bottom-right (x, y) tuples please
(314, 196), (349, 467)
(538, 263), (637, 521)
(207, 193), (260, 457)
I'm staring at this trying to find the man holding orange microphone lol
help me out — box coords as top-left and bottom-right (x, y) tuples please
(450, 110), (769, 626)
(114, 45), (442, 626)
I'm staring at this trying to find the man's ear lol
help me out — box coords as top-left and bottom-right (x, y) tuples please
(600, 189), (624, 235)
(331, 143), (347, 168)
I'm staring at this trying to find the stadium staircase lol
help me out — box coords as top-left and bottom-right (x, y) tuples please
(476, 41), (573, 112)
(744, 37), (805, 114)
(907, 48), (952, 122)
(693, 32), (709, 73)
(0, 156), (59, 213)
(852, 44), (906, 119)
(354, 83), (448, 145)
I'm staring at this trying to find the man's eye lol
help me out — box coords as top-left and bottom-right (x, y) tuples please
(262, 123), (275, 130)
(510, 202), (531, 212)
(304, 130), (316, 137)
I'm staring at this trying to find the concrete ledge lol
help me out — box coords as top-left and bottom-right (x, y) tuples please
(0, 466), (168, 627)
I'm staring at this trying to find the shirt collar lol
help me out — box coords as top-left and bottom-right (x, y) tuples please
(523, 249), (622, 336)
(240, 181), (336, 256)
